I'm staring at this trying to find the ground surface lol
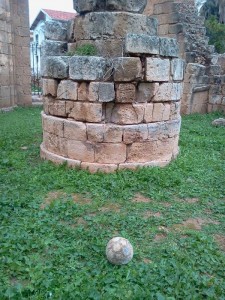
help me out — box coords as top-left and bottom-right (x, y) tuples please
(0, 107), (225, 299)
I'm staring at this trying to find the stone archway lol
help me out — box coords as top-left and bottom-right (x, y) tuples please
(0, 0), (31, 109)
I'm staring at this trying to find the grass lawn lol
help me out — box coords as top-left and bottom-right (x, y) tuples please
(0, 107), (225, 300)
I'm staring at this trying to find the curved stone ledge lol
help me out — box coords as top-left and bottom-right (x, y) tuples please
(40, 143), (178, 173)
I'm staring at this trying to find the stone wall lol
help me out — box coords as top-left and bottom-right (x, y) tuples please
(0, 0), (31, 110)
(144, 0), (225, 114)
(40, 1), (184, 173)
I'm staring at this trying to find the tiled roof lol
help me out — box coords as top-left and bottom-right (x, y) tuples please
(42, 9), (77, 21)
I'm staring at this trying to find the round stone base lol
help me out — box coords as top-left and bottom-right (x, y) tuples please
(40, 143), (179, 173)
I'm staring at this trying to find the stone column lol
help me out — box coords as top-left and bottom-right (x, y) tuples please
(40, 0), (184, 173)
(0, 0), (31, 110)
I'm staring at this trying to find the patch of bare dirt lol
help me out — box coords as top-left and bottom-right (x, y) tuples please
(132, 193), (152, 203)
(72, 193), (92, 204)
(173, 218), (219, 231)
(143, 211), (162, 219)
(214, 234), (225, 251)
(154, 233), (167, 242)
(98, 203), (121, 213)
(41, 191), (91, 209)
(40, 191), (66, 209)
(143, 258), (153, 264)
(185, 198), (199, 204)
(161, 202), (172, 207)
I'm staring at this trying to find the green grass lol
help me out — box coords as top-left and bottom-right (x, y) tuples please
(0, 107), (225, 300)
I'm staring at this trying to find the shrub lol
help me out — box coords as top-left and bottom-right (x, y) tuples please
(205, 16), (225, 53)
(67, 44), (97, 56)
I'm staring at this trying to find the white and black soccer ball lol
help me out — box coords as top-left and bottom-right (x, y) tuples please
(106, 237), (133, 265)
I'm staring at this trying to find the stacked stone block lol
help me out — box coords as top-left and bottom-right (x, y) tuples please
(41, 2), (184, 173)
(0, 0), (31, 109)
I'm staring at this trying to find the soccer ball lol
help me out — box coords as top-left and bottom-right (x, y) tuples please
(106, 237), (133, 265)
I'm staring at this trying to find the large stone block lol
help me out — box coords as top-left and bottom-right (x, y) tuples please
(123, 124), (149, 144)
(81, 162), (118, 173)
(73, 12), (157, 40)
(73, 0), (147, 13)
(42, 112), (64, 137)
(42, 79), (58, 97)
(137, 83), (159, 102)
(68, 140), (95, 162)
(160, 37), (179, 57)
(69, 102), (103, 122)
(116, 83), (136, 103)
(111, 104), (144, 124)
(87, 124), (104, 142)
(69, 56), (110, 81)
(45, 20), (68, 41)
(43, 132), (68, 157)
(41, 56), (69, 79)
(153, 83), (183, 102)
(42, 40), (68, 56)
(64, 119), (87, 141)
(89, 82), (115, 102)
(104, 124), (123, 142)
(125, 33), (159, 55)
(57, 80), (78, 100)
(44, 97), (67, 117)
(113, 57), (142, 82)
(146, 58), (170, 82)
(171, 59), (185, 81)
(95, 143), (126, 164)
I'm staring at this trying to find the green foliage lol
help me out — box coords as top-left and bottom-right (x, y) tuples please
(0, 108), (225, 299)
(205, 16), (225, 53)
(67, 44), (97, 56)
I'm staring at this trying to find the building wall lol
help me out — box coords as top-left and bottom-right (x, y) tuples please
(0, 0), (31, 109)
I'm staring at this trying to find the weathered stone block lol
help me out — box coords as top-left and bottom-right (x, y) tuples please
(111, 104), (143, 124)
(64, 119), (87, 141)
(171, 59), (185, 81)
(73, 12), (157, 41)
(146, 57), (170, 82)
(41, 56), (69, 79)
(125, 33), (159, 55)
(127, 139), (175, 163)
(42, 78), (58, 97)
(78, 82), (88, 101)
(160, 37), (179, 57)
(144, 103), (153, 122)
(73, 0), (147, 14)
(152, 103), (164, 122)
(153, 83), (183, 102)
(113, 57), (142, 82)
(81, 162), (118, 173)
(68, 140), (95, 162)
(87, 124), (104, 142)
(42, 112), (64, 137)
(45, 20), (68, 41)
(69, 102), (103, 122)
(69, 56), (109, 81)
(42, 40), (68, 56)
(43, 132), (67, 157)
(57, 80), (78, 100)
(137, 83), (159, 102)
(123, 124), (148, 144)
(89, 82), (115, 102)
(95, 143), (126, 164)
(104, 124), (123, 142)
(116, 83), (136, 103)
(44, 97), (67, 117)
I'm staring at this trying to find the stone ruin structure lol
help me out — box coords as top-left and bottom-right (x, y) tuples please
(40, 0), (184, 172)
(144, 0), (225, 114)
(0, 0), (31, 110)
(0, 0), (224, 171)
